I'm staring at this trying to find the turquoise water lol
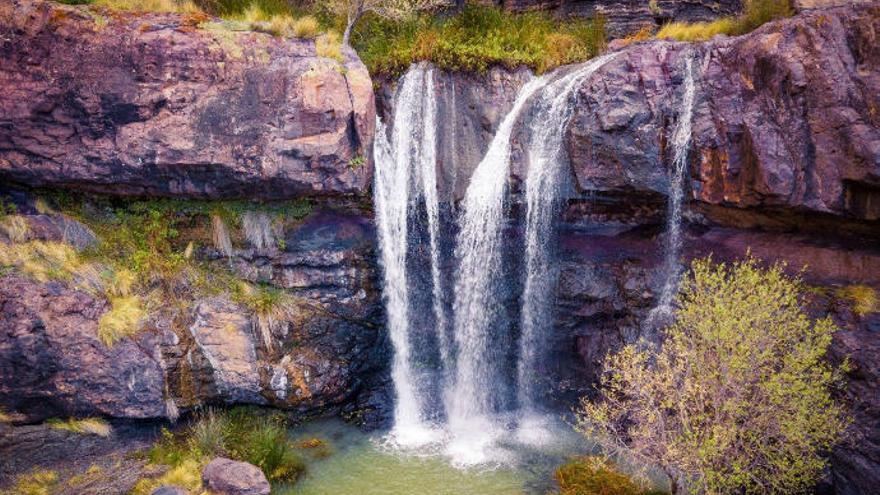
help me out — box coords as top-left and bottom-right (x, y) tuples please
(277, 417), (590, 495)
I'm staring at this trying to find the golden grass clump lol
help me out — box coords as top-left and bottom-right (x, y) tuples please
(130, 458), (204, 495)
(9, 469), (60, 495)
(656, 17), (737, 42)
(291, 16), (320, 39)
(656, 0), (792, 42)
(92, 0), (203, 14)
(837, 284), (879, 316)
(47, 417), (113, 437)
(98, 295), (147, 345)
(316, 31), (343, 62)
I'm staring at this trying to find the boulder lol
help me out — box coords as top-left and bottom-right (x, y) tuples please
(0, 0), (375, 200)
(0, 275), (166, 421)
(202, 458), (270, 495)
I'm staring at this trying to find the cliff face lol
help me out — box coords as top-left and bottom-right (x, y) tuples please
(0, 0), (388, 431)
(0, 0), (375, 199)
(563, 4), (880, 227)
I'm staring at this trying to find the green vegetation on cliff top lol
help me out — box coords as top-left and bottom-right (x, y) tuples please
(53, 0), (794, 75)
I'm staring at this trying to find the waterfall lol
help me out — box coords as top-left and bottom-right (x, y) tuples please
(444, 75), (551, 465)
(373, 63), (443, 447)
(651, 54), (697, 319)
(516, 55), (616, 438)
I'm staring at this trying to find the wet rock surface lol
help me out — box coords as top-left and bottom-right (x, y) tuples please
(0, 0), (375, 200)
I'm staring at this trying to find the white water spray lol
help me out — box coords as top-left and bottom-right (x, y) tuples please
(374, 64), (443, 447)
(516, 54), (616, 444)
(651, 54), (697, 319)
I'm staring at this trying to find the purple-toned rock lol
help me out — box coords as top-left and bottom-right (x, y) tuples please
(202, 458), (269, 495)
(563, 4), (880, 222)
(0, 275), (166, 421)
(0, 0), (375, 200)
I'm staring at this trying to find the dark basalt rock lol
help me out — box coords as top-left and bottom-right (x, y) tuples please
(0, 0), (375, 200)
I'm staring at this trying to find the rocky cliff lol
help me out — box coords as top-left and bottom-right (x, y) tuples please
(0, 0), (375, 199)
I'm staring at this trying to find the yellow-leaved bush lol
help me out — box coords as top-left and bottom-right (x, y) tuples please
(577, 256), (850, 495)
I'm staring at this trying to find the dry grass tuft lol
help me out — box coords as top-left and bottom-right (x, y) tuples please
(47, 417), (113, 437)
(656, 0), (792, 42)
(98, 295), (147, 345)
(316, 31), (343, 62)
(1, 215), (30, 243)
(130, 458), (204, 495)
(92, 0), (202, 14)
(837, 285), (879, 316)
(9, 469), (60, 495)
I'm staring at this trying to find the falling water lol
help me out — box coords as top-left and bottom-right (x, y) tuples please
(652, 54), (697, 319)
(516, 55), (616, 441)
(445, 75), (551, 465)
(374, 63), (443, 447)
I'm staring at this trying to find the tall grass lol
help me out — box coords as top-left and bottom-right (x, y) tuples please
(145, 407), (307, 486)
(353, 4), (606, 75)
(657, 0), (793, 42)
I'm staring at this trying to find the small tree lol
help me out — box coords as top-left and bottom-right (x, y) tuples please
(327, 0), (447, 46)
(577, 257), (849, 494)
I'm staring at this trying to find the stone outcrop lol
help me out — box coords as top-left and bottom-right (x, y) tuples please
(562, 4), (880, 228)
(0, 275), (166, 421)
(0, 0), (375, 200)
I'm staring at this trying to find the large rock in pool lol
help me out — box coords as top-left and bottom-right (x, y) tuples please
(202, 458), (270, 495)
(0, 0), (375, 199)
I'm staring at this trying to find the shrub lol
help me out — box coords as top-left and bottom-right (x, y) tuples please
(657, 0), (792, 42)
(577, 257), (850, 494)
(46, 417), (113, 437)
(144, 407), (306, 486)
(556, 456), (651, 495)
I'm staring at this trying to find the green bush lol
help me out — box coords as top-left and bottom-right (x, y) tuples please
(352, 4), (606, 76)
(578, 257), (850, 494)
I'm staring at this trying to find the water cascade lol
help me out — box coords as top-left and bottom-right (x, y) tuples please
(444, 75), (551, 464)
(516, 54), (615, 441)
(651, 54), (697, 319)
(373, 63), (444, 447)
